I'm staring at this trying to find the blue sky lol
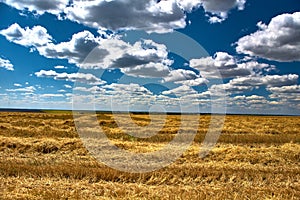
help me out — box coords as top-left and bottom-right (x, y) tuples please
(0, 0), (299, 115)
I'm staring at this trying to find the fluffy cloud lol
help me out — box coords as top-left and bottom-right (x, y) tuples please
(73, 86), (105, 94)
(2, 0), (69, 15)
(228, 94), (272, 111)
(91, 83), (155, 110)
(179, 78), (209, 87)
(95, 39), (173, 78)
(2, 0), (246, 33)
(201, 0), (246, 13)
(162, 85), (198, 97)
(267, 85), (300, 93)
(201, 0), (246, 23)
(233, 95), (266, 101)
(0, 24), (111, 66)
(0, 23), (52, 47)
(232, 94), (268, 105)
(79, 82), (221, 112)
(0, 57), (14, 70)
(64, 0), (247, 29)
(72, 83), (217, 112)
(160, 85), (226, 111)
(163, 69), (208, 86)
(102, 83), (152, 96)
(0, 24), (174, 78)
(35, 70), (106, 85)
(45, 34), (173, 78)
(224, 96), (295, 115)
(210, 82), (252, 94)
(64, 0), (186, 33)
(177, 0), (202, 12)
(219, 85), (300, 114)
(210, 74), (298, 94)
(38, 30), (104, 64)
(6, 86), (36, 93)
(267, 85), (300, 106)
(163, 69), (198, 82)
(236, 12), (300, 62)
(190, 52), (274, 79)
(229, 74), (298, 88)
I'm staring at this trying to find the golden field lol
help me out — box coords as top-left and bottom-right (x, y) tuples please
(0, 111), (299, 199)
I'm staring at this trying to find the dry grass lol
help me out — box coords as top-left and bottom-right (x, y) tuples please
(0, 112), (299, 199)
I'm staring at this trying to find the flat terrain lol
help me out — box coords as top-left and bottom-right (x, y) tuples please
(0, 112), (299, 199)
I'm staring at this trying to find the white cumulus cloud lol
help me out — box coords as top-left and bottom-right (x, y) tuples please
(0, 24), (174, 78)
(38, 30), (104, 64)
(0, 57), (14, 70)
(201, 0), (246, 23)
(0, 23), (52, 48)
(35, 70), (106, 85)
(2, 0), (69, 15)
(163, 69), (208, 86)
(1, 0), (247, 33)
(95, 39), (173, 78)
(162, 85), (198, 97)
(267, 85), (300, 106)
(229, 74), (299, 88)
(267, 85), (300, 93)
(236, 12), (300, 62)
(64, 0), (187, 33)
(210, 74), (298, 94)
(190, 52), (274, 79)
(6, 86), (36, 93)
(163, 69), (199, 82)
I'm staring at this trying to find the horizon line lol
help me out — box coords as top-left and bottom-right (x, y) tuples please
(0, 108), (299, 117)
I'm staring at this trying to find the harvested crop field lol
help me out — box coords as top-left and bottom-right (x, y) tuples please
(0, 112), (299, 199)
